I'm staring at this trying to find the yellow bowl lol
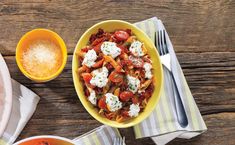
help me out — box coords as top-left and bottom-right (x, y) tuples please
(16, 29), (67, 82)
(72, 20), (163, 128)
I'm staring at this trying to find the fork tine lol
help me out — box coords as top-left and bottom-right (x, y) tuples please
(161, 30), (166, 55)
(157, 31), (163, 55)
(163, 30), (169, 54)
(159, 30), (163, 55)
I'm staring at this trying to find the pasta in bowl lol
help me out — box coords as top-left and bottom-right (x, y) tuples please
(72, 20), (163, 128)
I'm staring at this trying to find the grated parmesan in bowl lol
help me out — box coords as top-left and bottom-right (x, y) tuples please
(22, 40), (62, 78)
(16, 29), (67, 82)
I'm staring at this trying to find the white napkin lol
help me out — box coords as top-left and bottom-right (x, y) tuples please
(0, 79), (40, 145)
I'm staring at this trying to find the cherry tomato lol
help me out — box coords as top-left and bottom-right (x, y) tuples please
(81, 73), (92, 83)
(109, 71), (124, 83)
(92, 59), (104, 68)
(98, 97), (106, 109)
(120, 91), (134, 102)
(129, 55), (144, 68)
(114, 30), (130, 41)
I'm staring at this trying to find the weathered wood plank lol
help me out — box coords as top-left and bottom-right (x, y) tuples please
(4, 52), (235, 114)
(168, 113), (235, 145)
(0, 0), (234, 55)
(0, 0), (234, 144)
(17, 106), (235, 145)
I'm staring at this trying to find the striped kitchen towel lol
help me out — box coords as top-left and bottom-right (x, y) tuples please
(73, 125), (124, 145)
(0, 79), (40, 145)
(133, 17), (207, 145)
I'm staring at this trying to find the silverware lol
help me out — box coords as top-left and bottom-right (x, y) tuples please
(156, 29), (188, 128)
(113, 136), (125, 145)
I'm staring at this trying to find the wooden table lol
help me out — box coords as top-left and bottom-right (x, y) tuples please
(1, 0), (234, 145)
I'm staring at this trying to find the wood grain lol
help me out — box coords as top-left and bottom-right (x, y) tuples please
(4, 51), (235, 144)
(0, 0), (234, 145)
(0, 0), (234, 55)
(4, 52), (235, 114)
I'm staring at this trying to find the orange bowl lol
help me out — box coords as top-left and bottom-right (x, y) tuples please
(16, 29), (67, 82)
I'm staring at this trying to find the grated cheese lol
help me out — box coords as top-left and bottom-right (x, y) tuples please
(22, 40), (62, 78)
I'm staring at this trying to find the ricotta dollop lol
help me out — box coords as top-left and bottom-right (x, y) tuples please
(105, 93), (122, 112)
(82, 49), (97, 67)
(90, 67), (109, 88)
(143, 63), (152, 79)
(127, 75), (140, 93)
(101, 42), (121, 58)
(128, 103), (140, 117)
(129, 41), (144, 57)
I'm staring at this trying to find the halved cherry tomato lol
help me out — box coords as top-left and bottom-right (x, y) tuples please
(114, 30), (130, 41)
(129, 55), (144, 68)
(109, 71), (124, 83)
(92, 59), (104, 68)
(81, 73), (92, 83)
(120, 91), (133, 102)
(98, 97), (106, 109)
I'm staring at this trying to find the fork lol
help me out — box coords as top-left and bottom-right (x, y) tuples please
(156, 29), (188, 128)
(113, 136), (125, 145)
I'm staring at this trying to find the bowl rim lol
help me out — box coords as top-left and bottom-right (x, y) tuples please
(13, 135), (75, 145)
(72, 20), (163, 128)
(15, 28), (67, 82)
(0, 53), (12, 137)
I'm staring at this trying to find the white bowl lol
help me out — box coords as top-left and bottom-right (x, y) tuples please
(0, 53), (12, 137)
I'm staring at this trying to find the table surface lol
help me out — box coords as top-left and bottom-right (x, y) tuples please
(1, 0), (235, 145)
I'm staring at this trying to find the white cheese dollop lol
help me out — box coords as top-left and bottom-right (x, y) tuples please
(105, 93), (122, 112)
(129, 41), (144, 57)
(128, 103), (140, 117)
(90, 67), (109, 88)
(143, 63), (152, 79)
(101, 42), (121, 58)
(127, 75), (140, 93)
(82, 49), (97, 67)
(88, 90), (97, 105)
